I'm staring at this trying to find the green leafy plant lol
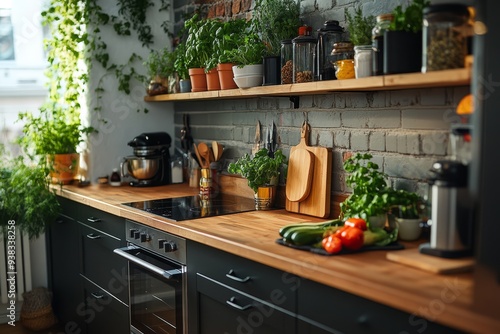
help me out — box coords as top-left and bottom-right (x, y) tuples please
(344, 6), (376, 46)
(209, 18), (250, 69)
(144, 48), (176, 80)
(0, 149), (60, 239)
(18, 103), (95, 156)
(228, 148), (287, 193)
(226, 32), (267, 66)
(389, 0), (430, 33)
(173, 42), (190, 80)
(252, 0), (301, 56)
(184, 15), (221, 71)
(340, 153), (421, 222)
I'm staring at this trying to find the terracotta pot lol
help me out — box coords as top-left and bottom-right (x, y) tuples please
(47, 153), (80, 185)
(206, 68), (221, 91)
(188, 68), (207, 92)
(217, 63), (237, 90)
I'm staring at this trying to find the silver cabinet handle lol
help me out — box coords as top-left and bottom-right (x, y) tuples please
(226, 297), (252, 311)
(226, 269), (251, 283)
(86, 233), (101, 240)
(90, 292), (104, 299)
(87, 217), (101, 223)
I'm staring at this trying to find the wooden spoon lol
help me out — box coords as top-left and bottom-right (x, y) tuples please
(197, 142), (211, 168)
(193, 143), (205, 168)
(212, 141), (224, 161)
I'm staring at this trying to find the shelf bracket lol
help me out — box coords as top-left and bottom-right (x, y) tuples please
(290, 96), (299, 109)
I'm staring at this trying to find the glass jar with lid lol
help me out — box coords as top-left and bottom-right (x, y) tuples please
(372, 13), (393, 76)
(422, 4), (470, 72)
(331, 42), (354, 80)
(292, 25), (316, 83)
(280, 39), (293, 84)
(317, 20), (345, 81)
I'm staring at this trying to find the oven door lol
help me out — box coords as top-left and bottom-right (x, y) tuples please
(114, 245), (186, 334)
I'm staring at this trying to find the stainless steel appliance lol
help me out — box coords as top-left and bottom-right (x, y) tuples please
(114, 220), (187, 334)
(420, 160), (474, 258)
(121, 132), (172, 186)
(122, 193), (256, 221)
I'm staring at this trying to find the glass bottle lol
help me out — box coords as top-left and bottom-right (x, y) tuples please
(292, 25), (316, 83)
(372, 13), (393, 76)
(316, 20), (345, 81)
(280, 39), (293, 84)
(422, 4), (470, 72)
(354, 45), (373, 78)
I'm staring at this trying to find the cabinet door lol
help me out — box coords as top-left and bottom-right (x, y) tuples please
(79, 223), (129, 304)
(196, 273), (296, 334)
(297, 278), (465, 334)
(82, 278), (130, 334)
(47, 214), (85, 331)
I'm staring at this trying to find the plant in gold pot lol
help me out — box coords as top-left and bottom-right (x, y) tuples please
(18, 103), (95, 184)
(228, 148), (287, 210)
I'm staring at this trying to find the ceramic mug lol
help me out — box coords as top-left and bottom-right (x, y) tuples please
(396, 218), (422, 241)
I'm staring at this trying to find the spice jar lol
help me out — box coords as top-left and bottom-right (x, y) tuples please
(422, 4), (470, 72)
(292, 26), (316, 83)
(372, 13), (393, 76)
(354, 45), (373, 78)
(317, 20), (345, 81)
(331, 42), (354, 80)
(280, 39), (293, 84)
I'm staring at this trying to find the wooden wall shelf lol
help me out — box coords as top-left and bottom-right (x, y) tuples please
(144, 68), (471, 103)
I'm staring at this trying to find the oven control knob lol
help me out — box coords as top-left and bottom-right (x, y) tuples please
(133, 230), (140, 239)
(129, 229), (138, 238)
(158, 239), (166, 249)
(164, 241), (177, 252)
(140, 233), (150, 243)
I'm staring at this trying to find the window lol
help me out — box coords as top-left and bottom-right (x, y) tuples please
(0, 1), (15, 61)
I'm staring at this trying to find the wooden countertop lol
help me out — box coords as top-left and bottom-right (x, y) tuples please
(55, 183), (499, 333)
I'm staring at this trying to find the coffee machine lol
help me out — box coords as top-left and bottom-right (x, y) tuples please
(121, 132), (172, 186)
(420, 125), (474, 258)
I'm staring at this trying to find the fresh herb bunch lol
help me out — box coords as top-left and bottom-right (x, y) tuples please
(228, 148), (287, 193)
(389, 0), (430, 33)
(0, 152), (60, 239)
(184, 15), (221, 70)
(144, 48), (176, 80)
(340, 153), (421, 221)
(209, 18), (250, 69)
(344, 6), (376, 46)
(252, 0), (301, 56)
(173, 42), (190, 80)
(226, 32), (267, 66)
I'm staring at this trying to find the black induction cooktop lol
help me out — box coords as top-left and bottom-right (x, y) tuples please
(122, 194), (257, 221)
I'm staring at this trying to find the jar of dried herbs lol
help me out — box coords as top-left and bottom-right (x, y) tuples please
(422, 4), (470, 72)
(292, 25), (316, 83)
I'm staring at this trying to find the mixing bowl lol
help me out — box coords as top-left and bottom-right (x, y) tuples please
(122, 156), (160, 180)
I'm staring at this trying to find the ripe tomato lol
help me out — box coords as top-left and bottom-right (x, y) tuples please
(344, 217), (367, 231)
(338, 227), (364, 251)
(322, 235), (343, 254)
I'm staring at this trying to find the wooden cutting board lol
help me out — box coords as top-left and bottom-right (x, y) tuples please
(286, 125), (314, 202)
(386, 248), (474, 274)
(286, 122), (332, 218)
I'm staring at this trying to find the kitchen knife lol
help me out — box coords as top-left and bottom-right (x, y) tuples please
(252, 120), (261, 156)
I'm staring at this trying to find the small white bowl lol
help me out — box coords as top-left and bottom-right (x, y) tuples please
(233, 75), (263, 88)
(232, 64), (263, 78)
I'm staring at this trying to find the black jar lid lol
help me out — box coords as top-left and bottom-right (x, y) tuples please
(281, 39), (292, 45)
(424, 3), (470, 17)
(318, 20), (344, 33)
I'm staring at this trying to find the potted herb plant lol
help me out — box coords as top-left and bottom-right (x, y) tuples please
(18, 103), (95, 185)
(226, 32), (267, 88)
(340, 153), (421, 229)
(384, 0), (430, 74)
(0, 147), (60, 239)
(144, 47), (175, 96)
(173, 42), (191, 93)
(228, 148), (287, 210)
(252, 0), (301, 85)
(345, 6), (376, 78)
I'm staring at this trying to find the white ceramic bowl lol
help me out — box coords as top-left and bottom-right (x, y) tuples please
(232, 64), (263, 78)
(233, 75), (263, 88)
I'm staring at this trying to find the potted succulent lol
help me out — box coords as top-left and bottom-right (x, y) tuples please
(0, 147), (60, 239)
(252, 0), (301, 85)
(228, 148), (287, 210)
(384, 0), (430, 74)
(340, 153), (421, 229)
(344, 6), (376, 78)
(18, 103), (95, 185)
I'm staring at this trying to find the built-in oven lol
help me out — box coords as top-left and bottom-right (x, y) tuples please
(114, 220), (187, 334)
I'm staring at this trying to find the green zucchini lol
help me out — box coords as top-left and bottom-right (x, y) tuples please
(279, 219), (343, 237)
(289, 227), (326, 246)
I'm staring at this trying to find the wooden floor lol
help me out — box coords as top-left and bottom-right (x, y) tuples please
(0, 322), (63, 334)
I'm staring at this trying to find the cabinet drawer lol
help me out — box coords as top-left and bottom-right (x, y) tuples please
(82, 277), (130, 334)
(196, 273), (296, 334)
(188, 241), (298, 312)
(80, 224), (129, 304)
(59, 196), (125, 237)
(298, 278), (464, 334)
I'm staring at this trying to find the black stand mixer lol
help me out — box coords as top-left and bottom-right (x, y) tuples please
(121, 132), (172, 186)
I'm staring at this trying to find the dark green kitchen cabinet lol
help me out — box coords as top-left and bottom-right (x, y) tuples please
(187, 241), (298, 334)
